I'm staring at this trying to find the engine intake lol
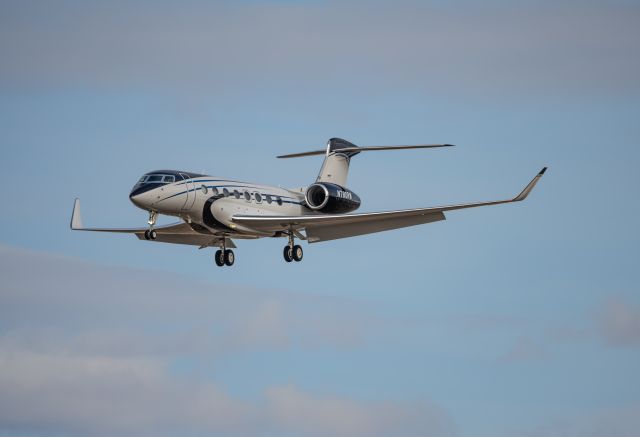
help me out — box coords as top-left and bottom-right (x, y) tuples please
(305, 183), (361, 214)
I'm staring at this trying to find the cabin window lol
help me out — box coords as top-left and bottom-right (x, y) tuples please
(244, 191), (251, 201)
(233, 190), (240, 199)
(211, 187), (219, 196)
(223, 188), (230, 197)
(201, 185), (208, 194)
(255, 192), (263, 203)
(163, 175), (175, 183)
(265, 195), (272, 204)
(276, 197), (283, 206)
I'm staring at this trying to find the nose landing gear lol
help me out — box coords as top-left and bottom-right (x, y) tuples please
(144, 211), (158, 240)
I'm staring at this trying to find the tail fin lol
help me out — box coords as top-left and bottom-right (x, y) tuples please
(316, 138), (360, 186)
(278, 138), (454, 187)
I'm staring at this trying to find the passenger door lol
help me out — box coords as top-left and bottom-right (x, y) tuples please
(180, 173), (196, 210)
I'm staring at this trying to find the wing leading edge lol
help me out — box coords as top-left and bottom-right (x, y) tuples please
(232, 167), (547, 243)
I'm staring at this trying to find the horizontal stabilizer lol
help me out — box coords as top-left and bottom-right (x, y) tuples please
(277, 143), (454, 159)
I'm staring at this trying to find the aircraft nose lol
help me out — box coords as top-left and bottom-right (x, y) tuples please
(129, 182), (163, 209)
(129, 191), (144, 208)
(129, 191), (140, 206)
(129, 185), (152, 208)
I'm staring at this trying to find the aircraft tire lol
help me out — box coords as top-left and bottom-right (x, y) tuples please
(149, 229), (157, 240)
(215, 250), (225, 267)
(292, 245), (303, 262)
(283, 246), (293, 262)
(224, 249), (235, 266)
(144, 230), (150, 240)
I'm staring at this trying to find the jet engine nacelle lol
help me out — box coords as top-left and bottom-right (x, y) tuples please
(304, 183), (361, 214)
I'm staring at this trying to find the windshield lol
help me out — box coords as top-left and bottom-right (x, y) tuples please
(137, 173), (179, 185)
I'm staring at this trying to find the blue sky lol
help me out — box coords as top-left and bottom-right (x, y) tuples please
(1, 1), (639, 436)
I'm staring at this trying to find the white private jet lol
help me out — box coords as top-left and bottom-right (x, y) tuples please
(71, 138), (546, 267)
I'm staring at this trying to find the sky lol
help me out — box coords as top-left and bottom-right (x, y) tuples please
(0, 0), (639, 436)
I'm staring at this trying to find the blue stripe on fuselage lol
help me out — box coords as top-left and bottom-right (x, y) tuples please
(156, 184), (302, 205)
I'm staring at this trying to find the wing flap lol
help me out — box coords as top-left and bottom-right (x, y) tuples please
(132, 229), (236, 248)
(305, 212), (445, 243)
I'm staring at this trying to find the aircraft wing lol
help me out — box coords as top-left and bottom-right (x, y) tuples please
(69, 199), (236, 248)
(232, 167), (546, 243)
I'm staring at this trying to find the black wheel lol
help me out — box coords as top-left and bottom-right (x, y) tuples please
(214, 249), (225, 267)
(292, 244), (303, 262)
(149, 229), (157, 240)
(144, 230), (150, 240)
(224, 249), (235, 266)
(283, 246), (293, 262)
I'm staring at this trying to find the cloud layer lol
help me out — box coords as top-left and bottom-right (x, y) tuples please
(1, 1), (638, 96)
(0, 245), (455, 436)
(597, 297), (640, 347)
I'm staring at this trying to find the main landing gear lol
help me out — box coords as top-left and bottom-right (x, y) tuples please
(283, 233), (303, 263)
(215, 249), (234, 267)
(214, 238), (235, 267)
(144, 211), (158, 240)
(212, 233), (304, 267)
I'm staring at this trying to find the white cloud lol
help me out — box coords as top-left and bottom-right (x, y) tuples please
(597, 297), (640, 347)
(0, 244), (370, 354)
(0, 343), (456, 436)
(0, 347), (257, 436)
(501, 336), (545, 363)
(266, 384), (455, 437)
(0, 244), (455, 436)
(519, 404), (640, 437)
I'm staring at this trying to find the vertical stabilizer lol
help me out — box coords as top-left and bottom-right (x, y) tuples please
(316, 138), (360, 187)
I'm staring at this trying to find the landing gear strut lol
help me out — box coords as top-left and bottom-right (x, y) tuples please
(283, 232), (303, 263)
(144, 211), (158, 240)
(215, 237), (235, 267)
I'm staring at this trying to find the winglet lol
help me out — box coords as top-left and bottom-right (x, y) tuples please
(513, 167), (547, 202)
(70, 198), (83, 230)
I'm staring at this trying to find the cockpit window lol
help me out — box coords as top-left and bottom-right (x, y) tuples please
(137, 170), (201, 186)
(137, 171), (202, 186)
